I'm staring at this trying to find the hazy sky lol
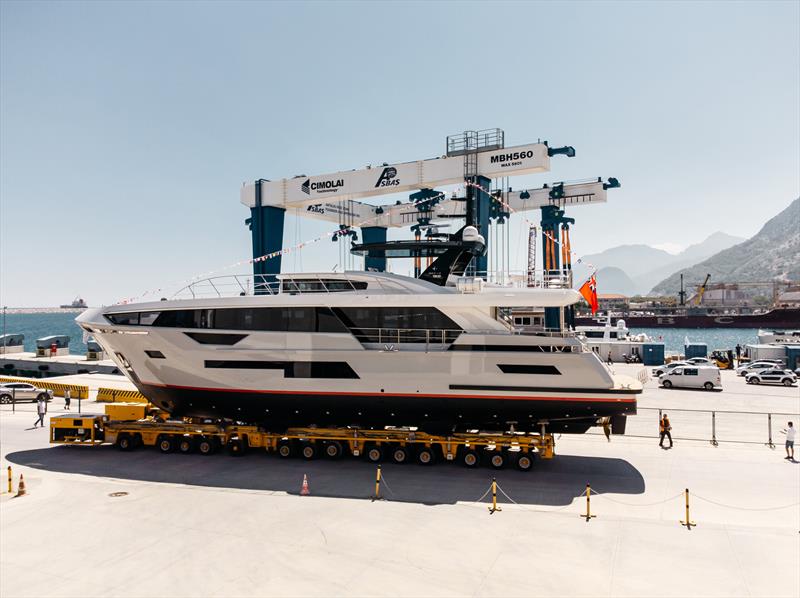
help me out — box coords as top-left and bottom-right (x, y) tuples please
(1, 1), (798, 307)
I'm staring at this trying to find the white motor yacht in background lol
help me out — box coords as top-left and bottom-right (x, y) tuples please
(757, 329), (800, 344)
(78, 266), (640, 435)
(575, 316), (651, 362)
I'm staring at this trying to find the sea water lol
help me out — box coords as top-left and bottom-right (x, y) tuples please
(0, 312), (762, 357)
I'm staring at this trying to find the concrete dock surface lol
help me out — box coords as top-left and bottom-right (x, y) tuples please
(1, 367), (798, 597)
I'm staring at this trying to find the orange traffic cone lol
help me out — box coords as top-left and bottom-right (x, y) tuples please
(16, 474), (26, 497)
(300, 474), (310, 496)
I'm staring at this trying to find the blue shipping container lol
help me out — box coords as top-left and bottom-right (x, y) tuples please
(642, 343), (666, 366)
(684, 343), (708, 359)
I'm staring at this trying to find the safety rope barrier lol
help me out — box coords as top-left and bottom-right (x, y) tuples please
(690, 494), (800, 512)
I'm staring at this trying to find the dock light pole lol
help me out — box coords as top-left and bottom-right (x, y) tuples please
(1, 305), (6, 348)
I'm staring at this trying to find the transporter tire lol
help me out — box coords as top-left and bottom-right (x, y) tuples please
(365, 444), (383, 463)
(391, 446), (410, 464)
(277, 440), (295, 458)
(416, 447), (435, 465)
(197, 437), (217, 456)
(178, 437), (194, 454)
(462, 449), (480, 468)
(227, 438), (246, 456)
(661, 380), (672, 389)
(489, 452), (506, 470)
(515, 454), (534, 471)
(157, 435), (176, 453)
(300, 442), (317, 460)
(116, 434), (135, 452)
(703, 382), (714, 391)
(323, 441), (344, 459)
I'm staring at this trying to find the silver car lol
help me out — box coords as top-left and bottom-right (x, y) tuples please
(0, 383), (54, 403)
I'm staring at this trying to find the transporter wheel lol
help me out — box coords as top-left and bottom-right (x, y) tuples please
(462, 449), (480, 468)
(277, 440), (295, 458)
(489, 451), (506, 470)
(227, 438), (246, 456)
(365, 444), (383, 463)
(178, 437), (194, 454)
(300, 442), (317, 460)
(391, 446), (410, 464)
(703, 382), (715, 391)
(416, 447), (435, 465)
(783, 379), (794, 386)
(116, 434), (135, 452)
(157, 435), (176, 454)
(515, 454), (534, 472)
(661, 380), (672, 389)
(197, 437), (217, 456)
(324, 441), (344, 459)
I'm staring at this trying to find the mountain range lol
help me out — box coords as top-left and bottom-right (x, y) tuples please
(572, 231), (745, 296)
(650, 197), (800, 295)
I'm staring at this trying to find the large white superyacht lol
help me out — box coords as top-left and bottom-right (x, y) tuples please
(77, 247), (640, 435)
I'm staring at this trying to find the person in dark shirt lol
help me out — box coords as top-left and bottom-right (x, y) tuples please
(659, 414), (673, 449)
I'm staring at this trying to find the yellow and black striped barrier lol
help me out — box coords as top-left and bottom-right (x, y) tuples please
(96, 387), (147, 403)
(0, 376), (89, 399)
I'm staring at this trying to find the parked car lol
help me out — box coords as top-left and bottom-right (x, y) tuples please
(652, 361), (689, 377)
(745, 369), (797, 387)
(687, 357), (715, 366)
(0, 383), (54, 403)
(659, 366), (721, 391)
(735, 361), (784, 377)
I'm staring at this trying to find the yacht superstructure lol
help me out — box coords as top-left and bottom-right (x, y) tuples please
(77, 271), (640, 434)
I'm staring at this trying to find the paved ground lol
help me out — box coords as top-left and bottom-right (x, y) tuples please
(1, 368), (798, 597)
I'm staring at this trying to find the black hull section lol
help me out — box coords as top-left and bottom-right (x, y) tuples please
(138, 383), (637, 435)
(575, 308), (800, 329)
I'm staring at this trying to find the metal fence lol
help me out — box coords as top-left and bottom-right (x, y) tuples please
(591, 406), (800, 448)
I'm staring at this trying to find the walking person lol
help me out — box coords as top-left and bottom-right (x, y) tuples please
(659, 413), (673, 449)
(33, 396), (47, 428)
(64, 389), (71, 411)
(607, 351), (613, 365)
(782, 421), (795, 461)
(735, 343), (742, 365)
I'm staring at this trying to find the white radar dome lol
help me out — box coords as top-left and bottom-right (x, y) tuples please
(617, 319), (626, 329)
(462, 226), (480, 242)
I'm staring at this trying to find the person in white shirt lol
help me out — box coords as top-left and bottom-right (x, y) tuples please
(33, 397), (47, 428)
(783, 422), (795, 461)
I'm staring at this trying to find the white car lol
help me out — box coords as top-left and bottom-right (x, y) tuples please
(0, 383), (54, 403)
(736, 361), (784, 377)
(652, 361), (689, 377)
(659, 366), (722, 391)
(687, 357), (715, 366)
(745, 369), (797, 387)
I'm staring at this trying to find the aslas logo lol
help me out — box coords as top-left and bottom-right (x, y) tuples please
(375, 166), (400, 188)
(306, 204), (325, 214)
(301, 178), (344, 195)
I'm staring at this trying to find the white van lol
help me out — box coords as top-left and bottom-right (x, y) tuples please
(659, 366), (721, 391)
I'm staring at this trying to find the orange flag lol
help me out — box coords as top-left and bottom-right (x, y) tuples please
(579, 275), (599, 314)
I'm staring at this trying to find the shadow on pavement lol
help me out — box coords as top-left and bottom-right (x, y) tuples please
(6, 445), (644, 506)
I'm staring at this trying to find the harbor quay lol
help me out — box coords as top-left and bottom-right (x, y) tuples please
(1, 366), (798, 598)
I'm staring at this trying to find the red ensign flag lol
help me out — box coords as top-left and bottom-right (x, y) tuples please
(579, 275), (599, 314)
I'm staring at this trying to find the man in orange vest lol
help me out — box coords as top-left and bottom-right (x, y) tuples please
(659, 414), (673, 449)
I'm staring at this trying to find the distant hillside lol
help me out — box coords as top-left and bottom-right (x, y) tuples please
(573, 232), (744, 294)
(650, 198), (800, 295)
(593, 266), (638, 296)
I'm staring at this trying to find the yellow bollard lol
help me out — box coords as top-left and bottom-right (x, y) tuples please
(7, 466), (11, 494)
(680, 488), (696, 529)
(582, 484), (596, 521)
(488, 477), (502, 513)
(372, 465), (382, 501)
